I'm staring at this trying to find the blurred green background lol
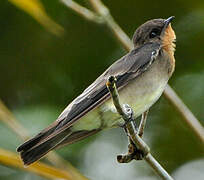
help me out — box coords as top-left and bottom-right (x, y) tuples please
(0, 0), (204, 179)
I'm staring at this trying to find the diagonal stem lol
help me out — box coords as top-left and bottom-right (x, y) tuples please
(106, 76), (174, 180)
(165, 85), (204, 143)
(89, 0), (133, 51)
(60, 0), (104, 23)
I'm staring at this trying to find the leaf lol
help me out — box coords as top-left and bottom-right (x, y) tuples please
(0, 148), (73, 180)
(8, 0), (64, 36)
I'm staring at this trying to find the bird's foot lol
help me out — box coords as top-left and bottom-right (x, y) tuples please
(118, 104), (136, 128)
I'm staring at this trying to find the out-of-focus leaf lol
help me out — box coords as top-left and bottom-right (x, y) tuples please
(0, 100), (29, 141)
(0, 101), (88, 180)
(0, 148), (73, 180)
(8, 0), (64, 36)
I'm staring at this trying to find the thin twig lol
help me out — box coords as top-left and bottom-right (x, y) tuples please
(0, 99), (88, 180)
(165, 85), (204, 143)
(61, 0), (204, 144)
(106, 76), (174, 180)
(89, 0), (133, 51)
(60, 0), (104, 23)
(106, 76), (124, 116)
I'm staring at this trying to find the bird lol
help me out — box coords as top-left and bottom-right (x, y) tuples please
(17, 16), (176, 165)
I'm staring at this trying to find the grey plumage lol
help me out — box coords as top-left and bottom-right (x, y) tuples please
(17, 17), (176, 165)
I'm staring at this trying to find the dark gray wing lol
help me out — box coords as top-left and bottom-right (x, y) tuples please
(55, 42), (160, 130)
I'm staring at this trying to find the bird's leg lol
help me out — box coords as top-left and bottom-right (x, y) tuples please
(138, 110), (149, 137)
(129, 110), (149, 160)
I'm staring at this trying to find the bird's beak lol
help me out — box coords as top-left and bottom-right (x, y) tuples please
(161, 16), (175, 35)
(164, 16), (175, 27)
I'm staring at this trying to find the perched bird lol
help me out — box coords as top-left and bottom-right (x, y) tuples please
(17, 17), (176, 165)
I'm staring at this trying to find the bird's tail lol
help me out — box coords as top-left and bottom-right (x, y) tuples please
(17, 122), (99, 166)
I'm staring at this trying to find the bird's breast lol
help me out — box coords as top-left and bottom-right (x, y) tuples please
(101, 54), (171, 127)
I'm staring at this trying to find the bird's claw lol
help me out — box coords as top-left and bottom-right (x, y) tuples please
(123, 104), (133, 120)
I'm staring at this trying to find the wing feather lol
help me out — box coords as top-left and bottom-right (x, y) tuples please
(55, 42), (160, 131)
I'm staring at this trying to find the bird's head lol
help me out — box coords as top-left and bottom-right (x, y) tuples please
(133, 17), (176, 55)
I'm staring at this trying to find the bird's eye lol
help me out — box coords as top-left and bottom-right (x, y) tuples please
(149, 28), (160, 39)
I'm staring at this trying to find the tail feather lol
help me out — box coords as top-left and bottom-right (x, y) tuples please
(17, 124), (100, 165)
(19, 128), (71, 166)
(17, 121), (58, 153)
